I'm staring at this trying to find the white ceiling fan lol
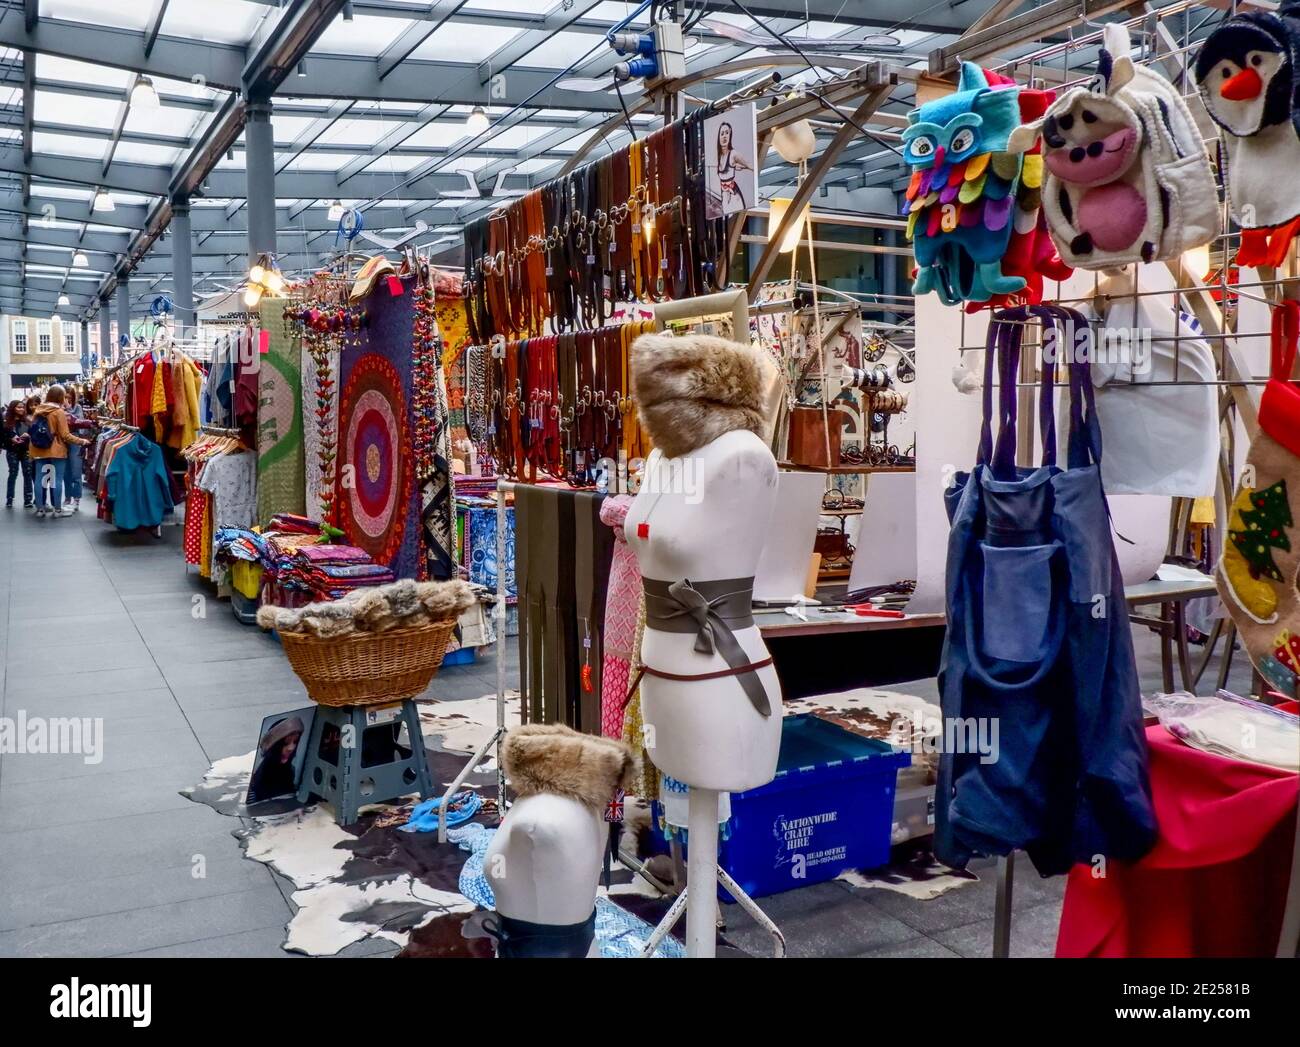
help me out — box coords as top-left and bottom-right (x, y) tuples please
(697, 18), (903, 51)
(357, 219), (429, 252)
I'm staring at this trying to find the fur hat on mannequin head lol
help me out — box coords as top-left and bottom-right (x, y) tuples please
(630, 331), (768, 459)
(502, 724), (638, 811)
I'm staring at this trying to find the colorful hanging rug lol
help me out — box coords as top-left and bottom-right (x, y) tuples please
(337, 276), (421, 578)
(303, 343), (340, 526)
(256, 300), (306, 525)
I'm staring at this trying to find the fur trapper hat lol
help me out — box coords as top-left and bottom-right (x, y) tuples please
(502, 724), (638, 811)
(630, 332), (767, 459)
(257, 578), (477, 637)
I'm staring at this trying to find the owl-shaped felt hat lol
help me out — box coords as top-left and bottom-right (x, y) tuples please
(903, 63), (1029, 306)
(1195, 1), (1300, 266)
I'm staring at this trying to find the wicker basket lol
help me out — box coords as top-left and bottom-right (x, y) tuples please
(279, 618), (458, 707)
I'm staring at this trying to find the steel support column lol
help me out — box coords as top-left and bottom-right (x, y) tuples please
(98, 298), (111, 366)
(116, 272), (131, 353)
(80, 319), (90, 373)
(171, 198), (194, 339)
(244, 100), (277, 264)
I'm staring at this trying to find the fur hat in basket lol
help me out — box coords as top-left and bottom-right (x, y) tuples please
(630, 332), (767, 459)
(502, 724), (638, 811)
(257, 578), (477, 638)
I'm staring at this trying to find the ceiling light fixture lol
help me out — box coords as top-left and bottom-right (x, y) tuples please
(466, 106), (489, 134)
(328, 199), (345, 221)
(297, 59), (307, 77)
(92, 188), (115, 212)
(57, 293), (70, 306)
(72, 251), (89, 268)
(131, 75), (160, 109)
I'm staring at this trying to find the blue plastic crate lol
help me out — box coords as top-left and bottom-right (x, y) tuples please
(653, 714), (910, 901)
(441, 646), (477, 667)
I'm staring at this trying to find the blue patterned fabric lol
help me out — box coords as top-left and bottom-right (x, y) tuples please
(467, 505), (516, 598)
(448, 823), (684, 957)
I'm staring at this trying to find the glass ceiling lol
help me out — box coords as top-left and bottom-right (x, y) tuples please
(1, 0), (1172, 320)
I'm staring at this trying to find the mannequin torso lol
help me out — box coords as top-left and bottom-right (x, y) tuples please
(624, 428), (782, 791)
(484, 792), (604, 948)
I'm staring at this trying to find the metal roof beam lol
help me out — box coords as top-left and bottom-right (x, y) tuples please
(375, 1), (466, 81)
(0, 15), (246, 89)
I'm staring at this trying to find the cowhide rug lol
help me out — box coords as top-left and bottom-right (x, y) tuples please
(182, 687), (974, 957)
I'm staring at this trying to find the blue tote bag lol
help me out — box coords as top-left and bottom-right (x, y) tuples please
(936, 305), (1157, 876)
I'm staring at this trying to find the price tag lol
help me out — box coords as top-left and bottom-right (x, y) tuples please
(609, 241), (616, 254)
(586, 254), (596, 265)
(632, 223), (641, 234)
(545, 266), (553, 276)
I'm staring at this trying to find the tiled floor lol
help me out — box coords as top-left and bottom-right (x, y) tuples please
(0, 496), (1251, 958)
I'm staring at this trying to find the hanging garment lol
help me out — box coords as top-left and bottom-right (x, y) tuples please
(1085, 291), (1219, 497)
(937, 305), (1157, 876)
(1217, 300), (1300, 693)
(103, 433), (176, 531)
(600, 495), (641, 738)
(256, 302), (307, 525)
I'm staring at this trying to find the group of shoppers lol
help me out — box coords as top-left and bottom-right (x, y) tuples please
(1, 384), (93, 517)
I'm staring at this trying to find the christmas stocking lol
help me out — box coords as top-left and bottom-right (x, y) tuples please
(1218, 300), (1300, 694)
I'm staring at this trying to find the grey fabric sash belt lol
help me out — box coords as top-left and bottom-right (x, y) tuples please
(642, 577), (772, 717)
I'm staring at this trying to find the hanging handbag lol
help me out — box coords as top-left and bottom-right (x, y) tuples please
(937, 305), (1156, 876)
(1217, 300), (1300, 693)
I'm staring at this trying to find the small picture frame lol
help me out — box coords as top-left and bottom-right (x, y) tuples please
(247, 707), (315, 805)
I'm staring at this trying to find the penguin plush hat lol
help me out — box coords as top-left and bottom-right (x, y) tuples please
(1196, 3), (1300, 263)
(1194, 14), (1294, 138)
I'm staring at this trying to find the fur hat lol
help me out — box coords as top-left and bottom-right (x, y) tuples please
(257, 579), (477, 637)
(630, 332), (767, 459)
(502, 724), (638, 811)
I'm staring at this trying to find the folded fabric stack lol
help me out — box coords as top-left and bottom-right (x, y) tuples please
(257, 577), (477, 638)
(214, 527), (272, 565)
(267, 512), (322, 535)
(272, 543), (396, 601)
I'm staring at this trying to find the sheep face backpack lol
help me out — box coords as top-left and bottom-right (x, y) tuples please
(1218, 300), (1300, 694)
(1195, 1), (1300, 267)
(1009, 22), (1219, 269)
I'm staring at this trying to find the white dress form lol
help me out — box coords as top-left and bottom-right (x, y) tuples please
(624, 427), (783, 956)
(483, 793), (605, 957)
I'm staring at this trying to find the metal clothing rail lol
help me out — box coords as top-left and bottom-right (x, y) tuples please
(436, 476), (510, 842)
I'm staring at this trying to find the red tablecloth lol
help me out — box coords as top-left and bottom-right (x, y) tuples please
(1056, 724), (1298, 957)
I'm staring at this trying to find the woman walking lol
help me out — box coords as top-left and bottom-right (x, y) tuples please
(29, 385), (90, 518)
(2, 399), (35, 508)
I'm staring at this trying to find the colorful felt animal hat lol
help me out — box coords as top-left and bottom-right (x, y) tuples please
(1010, 22), (1219, 270)
(1195, 2), (1300, 266)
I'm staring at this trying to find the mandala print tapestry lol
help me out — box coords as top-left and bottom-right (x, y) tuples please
(256, 300), (306, 525)
(336, 275), (421, 579)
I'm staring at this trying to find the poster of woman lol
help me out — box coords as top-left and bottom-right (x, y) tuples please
(705, 103), (758, 220)
(247, 710), (313, 804)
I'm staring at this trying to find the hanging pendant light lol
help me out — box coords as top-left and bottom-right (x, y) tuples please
(327, 199), (345, 221)
(92, 189), (115, 212)
(466, 106), (490, 134)
(72, 250), (89, 268)
(131, 75), (160, 110)
(767, 197), (810, 254)
(57, 293), (70, 306)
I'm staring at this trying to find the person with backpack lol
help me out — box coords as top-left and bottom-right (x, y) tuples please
(63, 383), (94, 511)
(29, 385), (90, 519)
(2, 399), (35, 508)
